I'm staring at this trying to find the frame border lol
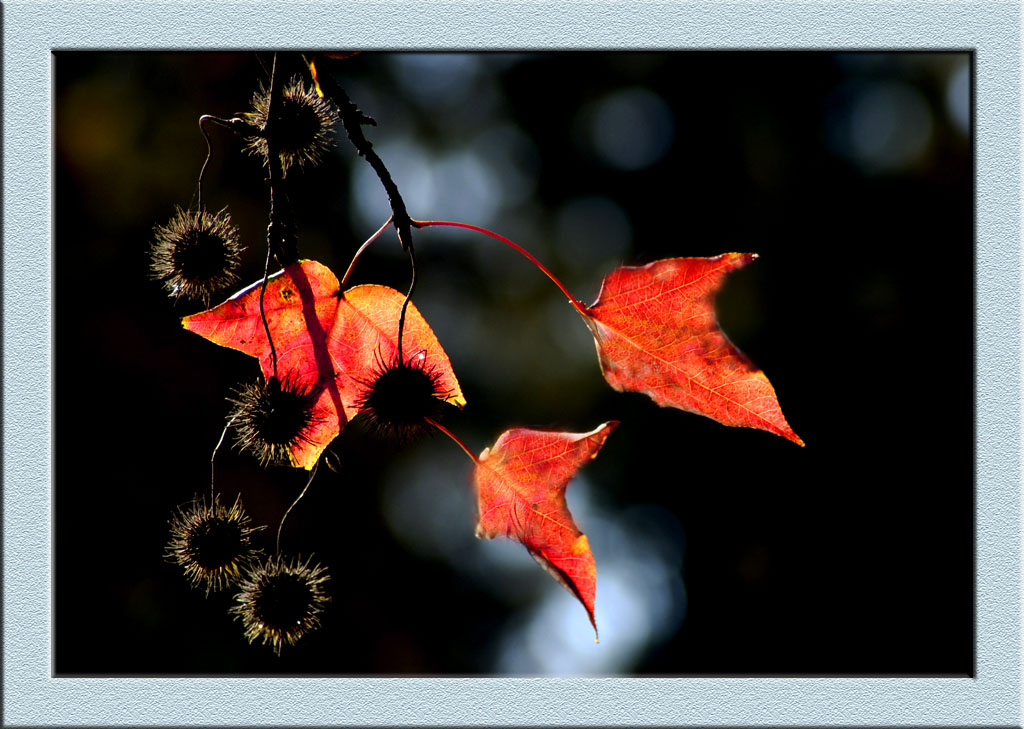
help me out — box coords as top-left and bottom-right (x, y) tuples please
(4, 1), (1020, 726)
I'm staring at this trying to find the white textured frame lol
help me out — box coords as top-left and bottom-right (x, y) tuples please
(4, 1), (1020, 726)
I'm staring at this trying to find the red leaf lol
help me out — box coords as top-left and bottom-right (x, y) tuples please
(327, 284), (466, 421)
(474, 422), (617, 639)
(182, 260), (344, 468)
(182, 260), (465, 468)
(583, 255), (803, 446)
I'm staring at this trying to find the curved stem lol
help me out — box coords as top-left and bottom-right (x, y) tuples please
(210, 415), (236, 503)
(264, 52), (298, 267)
(196, 116), (216, 211)
(307, 55), (419, 359)
(426, 417), (480, 466)
(413, 219), (589, 318)
(197, 115), (260, 211)
(397, 244), (416, 364)
(340, 215), (392, 288)
(259, 240), (278, 379)
(258, 52), (285, 379)
(276, 462), (319, 555)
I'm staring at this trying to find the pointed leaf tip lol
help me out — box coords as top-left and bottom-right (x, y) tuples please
(584, 256), (801, 445)
(474, 422), (616, 635)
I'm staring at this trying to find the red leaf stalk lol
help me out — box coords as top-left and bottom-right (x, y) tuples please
(341, 216), (393, 288)
(426, 417), (480, 466)
(413, 219), (588, 319)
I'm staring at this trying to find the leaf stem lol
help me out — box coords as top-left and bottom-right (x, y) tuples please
(264, 52), (298, 267)
(210, 415), (236, 504)
(413, 219), (589, 318)
(309, 55), (419, 369)
(276, 461), (319, 555)
(397, 244), (416, 364)
(196, 115), (260, 211)
(259, 52), (289, 379)
(196, 116), (215, 212)
(426, 417), (480, 466)
(340, 215), (393, 288)
(259, 237), (278, 379)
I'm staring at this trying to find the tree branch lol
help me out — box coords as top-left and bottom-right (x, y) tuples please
(264, 53), (298, 267)
(310, 57), (415, 254)
(310, 54), (417, 359)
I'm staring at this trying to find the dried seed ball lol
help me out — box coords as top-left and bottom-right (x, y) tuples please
(244, 76), (336, 175)
(229, 375), (320, 467)
(150, 207), (243, 304)
(354, 349), (452, 442)
(232, 554), (330, 655)
(165, 494), (263, 596)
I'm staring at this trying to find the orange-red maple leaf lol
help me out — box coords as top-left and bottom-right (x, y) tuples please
(582, 255), (803, 446)
(182, 260), (465, 468)
(326, 284), (464, 424)
(474, 422), (617, 639)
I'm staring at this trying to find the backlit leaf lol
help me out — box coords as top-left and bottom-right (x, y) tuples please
(474, 422), (617, 639)
(583, 255), (803, 446)
(183, 260), (464, 468)
(328, 284), (466, 418)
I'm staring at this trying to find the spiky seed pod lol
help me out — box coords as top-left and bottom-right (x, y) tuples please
(232, 554), (330, 655)
(353, 349), (452, 442)
(229, 374), (320, 467)
(150, 207), (244, 305)
(244, 77), (336, 175)
(166, 494), (264, 596)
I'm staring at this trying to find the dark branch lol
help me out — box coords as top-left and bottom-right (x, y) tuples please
(310, 56), (414, 254)
(310, 54), (418, 356)
(264, 54), (298, 267)
(259, 52), (291, 378)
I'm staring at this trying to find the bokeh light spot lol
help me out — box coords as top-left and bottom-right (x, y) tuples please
(582, 88), (674, 171)
(945, 59), (970, 136)
(828, 81), (934, 174)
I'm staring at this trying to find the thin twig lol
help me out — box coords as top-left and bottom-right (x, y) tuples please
(197, 117), (215, 211)
(259, 240), (278, 378)
(277, 462), (319, 555)
(265, 53), (297, 267)
(397, 245), (416, 363)
(340, 215), (393, 288)
(259, 52), (287, 378)
(197, 114), (260, 211)
(210, 415), (237, 503)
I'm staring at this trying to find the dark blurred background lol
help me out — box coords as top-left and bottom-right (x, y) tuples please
(54, 51), (972, 675)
